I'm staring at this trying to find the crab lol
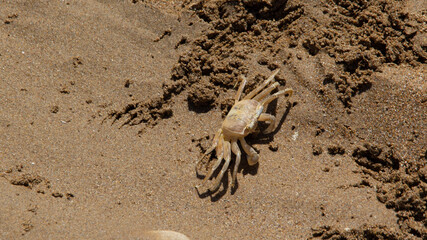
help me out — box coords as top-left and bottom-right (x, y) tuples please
(195, 69), (293, 193)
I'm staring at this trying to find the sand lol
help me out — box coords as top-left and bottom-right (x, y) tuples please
(0, 0), (425, 239)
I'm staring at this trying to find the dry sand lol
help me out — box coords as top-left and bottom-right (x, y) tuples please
(0, 0), (425, 239)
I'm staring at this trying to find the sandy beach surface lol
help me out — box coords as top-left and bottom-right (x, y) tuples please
(0, 0), (425, 239)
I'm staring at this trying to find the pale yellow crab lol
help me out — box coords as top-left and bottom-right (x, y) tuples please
(196, 69), (293, 193)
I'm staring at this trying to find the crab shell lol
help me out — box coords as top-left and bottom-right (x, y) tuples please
(222, 99), (263, 138)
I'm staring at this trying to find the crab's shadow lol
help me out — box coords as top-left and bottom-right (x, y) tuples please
(248, 100), (294, 145)
(195, 100), (293, 201)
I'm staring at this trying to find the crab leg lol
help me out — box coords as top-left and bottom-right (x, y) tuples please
(239, 137), (259, 166)
(258, 113), (276, 133)
(210, 140), (231, 192)
(253, 82), (280, 102)
(195, 129), (222, 174)
(261, 88), (293, 107)
(195, 135), (224, 190)
(244, 69), (280, 100)
(230, 140), (241, 188)
(205, 129), (223, 155)
(234, 75), (247, 103)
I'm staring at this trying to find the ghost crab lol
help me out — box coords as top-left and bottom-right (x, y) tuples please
(195, 69), (293, 193)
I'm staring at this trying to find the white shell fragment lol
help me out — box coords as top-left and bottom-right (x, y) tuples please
(143, 230), (190, 240)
